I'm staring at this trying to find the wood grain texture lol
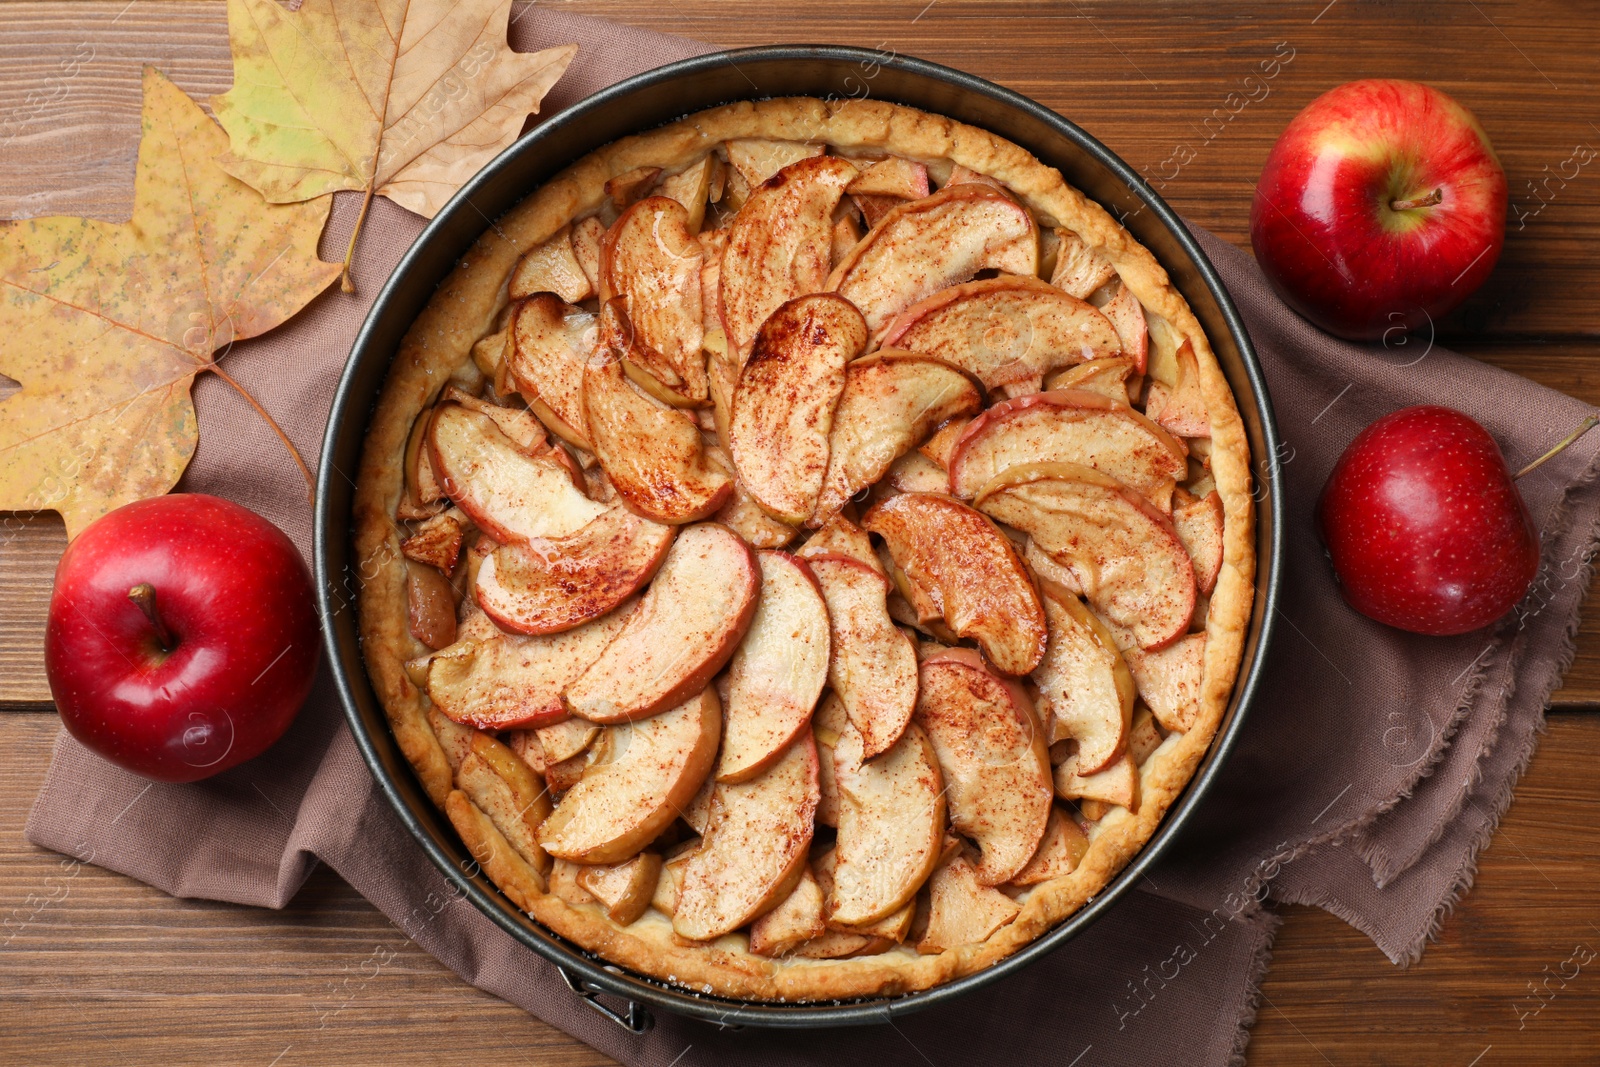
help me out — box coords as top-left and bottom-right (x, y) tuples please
(2, 710), (1598, 1065)
(2, 2), (1599, 1065)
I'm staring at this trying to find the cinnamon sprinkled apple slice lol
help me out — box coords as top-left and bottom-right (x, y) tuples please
(720, 155), (859, 358)
(1032, 580), (1134, 774)
(506, 293), (597, 450)
(599, 196), (707, 404)
(977, 461), (1196, 650)
(728, 294), (866, 524)
(947, 388), (1187, 506)
(863, 492), (1047, 676)
(881, 275), (1122, 389)
(827, 184), (1038, 335)
(564, 523), (759, 724)
(806, 553), (919, 759)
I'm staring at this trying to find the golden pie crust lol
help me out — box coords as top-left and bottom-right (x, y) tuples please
(353, 96), (1256, 1002)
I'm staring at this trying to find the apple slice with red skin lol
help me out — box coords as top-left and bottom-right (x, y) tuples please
(977, 461), (1196, 650)
(812, 692), (848, 828)
(1126, 632), (1206, 733)
(880, 275), (1122, 390)
(599, 196), (708, 404)
(827, 184), (1038, 335)
(564, 523), (759, 724)
(1172, 487), (1225, 595)
(1091, 280), (1148, 373)
(582, 337), (732, 525)
(862, 492), (1048, 676)
(915, 648), (1052, 885)
(425, 600), (636, 731)
(1050, 229), (1117, 299)
(720, 155), (859, 358)
(829, 719), (947, 927)
(728, 294), (866, 524)
(474, 502), (674, 635)
(716, 551), (831, 783)
(506, 293), (596, 450)
(806, 553), (919, 759)
(1032, 580), (1134, 774)
(673, 731), (820, 941)
(438, 384), (547, 457)
(1045, 355), (1137, 405)
(847, 157), (930, 227)
(797, 514), (882, 572)
(429, 402), (608, 544)
(810, 352), (982, 526)
(947, 388), (1188, 504)
(537, 687), (722, 865)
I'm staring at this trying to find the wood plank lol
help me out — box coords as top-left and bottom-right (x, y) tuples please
(1, 0), (1596, 339)
(3, 709), (1598, 1064)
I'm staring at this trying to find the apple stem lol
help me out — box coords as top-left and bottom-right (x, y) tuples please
(1516, 415), (1600, 480)
(127, 583), (176, 653)
(1390, 187), (1443, 211)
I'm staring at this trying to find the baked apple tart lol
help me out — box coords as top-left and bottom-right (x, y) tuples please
(354, 97), (1254, 1002)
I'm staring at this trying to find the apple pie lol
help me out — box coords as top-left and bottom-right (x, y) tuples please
(354, 97), (1254, 1003)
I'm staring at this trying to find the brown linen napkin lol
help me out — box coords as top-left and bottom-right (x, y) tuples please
(18, 7), (1600, 1064)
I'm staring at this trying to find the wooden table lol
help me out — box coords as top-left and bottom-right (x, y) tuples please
(3, 1), (1599, 1062)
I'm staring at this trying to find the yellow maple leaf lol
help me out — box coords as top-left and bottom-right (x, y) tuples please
(212, 0), (576, 290)
(0, 67), (341, 540)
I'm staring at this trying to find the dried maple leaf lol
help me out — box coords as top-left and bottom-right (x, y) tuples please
(0, 67), (341, 540)
(212, 0), (576, 290)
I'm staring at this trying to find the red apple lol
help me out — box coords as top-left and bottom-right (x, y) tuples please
(1318, 406), (1537, 636)
(1251, 80), (1507, 341)
(45, 494), (320, 782)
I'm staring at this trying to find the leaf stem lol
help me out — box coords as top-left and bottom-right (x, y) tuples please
(1516, 415), (1600, 480)
(341, 179), (377, 294)
(205, 362), (316, 504)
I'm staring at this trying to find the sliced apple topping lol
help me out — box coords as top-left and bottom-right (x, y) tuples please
(720, 155), (859, 357)
(862, 493), (1046, 675)
(828, 720), (946, 927)
(507, 293), (596, 450)
(728, 294), (866, 524)
(702, 443), (798, 549)
(656, 155), (717, 232)
(426, 601), (635, 730)
(1050, 229), (1117, 299)
(537, 687), (721, 865)
(827, 185), (1038, 335)
(673, 732), (820, 941)
(570, 216), (605, 293)
(565, 523), (759, 724)
(399, 405), (447, 520)
(1126, 632), (1205, 733)
(831, 212), (864, 269)
(847, 157), (930, 199)
(1092, 280), (1149, 373)
(916, 849), (1021, 955)
(1010, 806), (1090, 886)
(1054, 749), (1139, 812)
(599, 197), (707, 404)
(725, 139), (826, 189)
(537, 715), (599, 765)
(812, 691), (848, 828)
(814, 848), (914, 940)
(914, 649), (1052, 885)
(976, 462), (1196, 649)
(1045, 355), (1138, 405)
(918, 416), (972, 471)
(947, 389), (1187, 504)
(806, 553), (919, 759)
(510, 223), (593, 304)
(811, 352), (982, 525)
(577, 851), (662, 925)
(886, 451), (952, 494)
(429, 402), (608, 544)
(603, 165), (662, 211)
(748, 864), (827, 957)
(402, 510), (465, 575)
(797, 514), (882, 571)
(1033, 581), (1134, 774)
(880, 275), (1122, 389)
(474, 501), (674, 635)
(717, 551), (831, 783)
(439, 384), (548, 456)
(1146, 339), (1211, 439)
(582, 342), (732, 525)
(457, 732), (553, 874)
(1173, 487), (1225, 595)
(407, 560), (457, 650)
(1128, 702), (1166, 764)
